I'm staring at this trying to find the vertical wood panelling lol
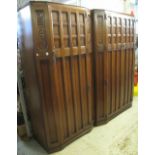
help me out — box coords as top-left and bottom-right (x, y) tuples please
(120, 17), (125, 107)
(124, 19), (127, 106)
(108, 15), (112, 115)
(40, 60), (58, 143)
(129, 48), (133, 101)
(97, 53), (104, 118)
(59, 10), (72, 138)
(20, 2), (93, 153)
(84, 12), (92, 125)
(115, 17), (120, 111)
(130, 19), (135, 101)
(127, 49), (132, 103)
(80, 12), (89, 126)
(107, 51), (112, 115)
(70, 11), (83, 131)
(111, 16), (114, 114)
(21, 2), (137, 152)
(125, 49), (129, 105)
(127, 19), (131, 104)
(49, 4), (93, 144)
(131, 48), (135, 101)
(123, 18), (126, 107)
(76, 12), (84, 128)
(104, 14), (109, 119)
(68, 11), (79, 133)
(60, 11), (75, 136)
(81, 55), (89, 126)
(64, 57), (76, 134)
(94, 13), (105, 121)
(127, 49), (130, 103)
(122, 50), (126, 106)
(50, 6), (93, 140)
(93, 10), (134, 125)
(50, 8), (65, 144)
(56, 59), (69, 139)
(72, 56), (83, 130)
(87, 54), (93, 123)
(116, 51), (121, 110)
(64, 12), (77, 134)
(124, 48), (127, 106)
(111, 17), (116, 113)
(101, 54), (105, 118)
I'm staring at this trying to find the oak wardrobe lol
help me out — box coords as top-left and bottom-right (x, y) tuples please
(18, 2), (135, 153)
(18, 1), (94, 153)
(92, 10), (135, 125)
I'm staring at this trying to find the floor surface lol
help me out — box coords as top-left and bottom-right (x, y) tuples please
(17, 97), (138, 155)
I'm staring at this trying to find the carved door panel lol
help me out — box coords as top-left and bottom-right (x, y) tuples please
(105, 12), (117, 117)
(48, 4), (93, 143)
(30, 3), (93, 151)
(93, 10), (135, 125)
(104, 12), (135, 116)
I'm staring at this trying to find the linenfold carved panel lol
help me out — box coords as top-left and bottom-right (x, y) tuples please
(71, 13), (78, 47)
(62, 12), (70, 48)
(79, 14), (85, 46)
(52, 11), (61, 48)
(36, 10), (47, 49)
(97, 16), (103, 44)
(87, 14), (92, 52)
(92, 10), (135, 126)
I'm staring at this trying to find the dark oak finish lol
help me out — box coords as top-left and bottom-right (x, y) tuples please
(18, 2), (135, 152)
(18, 2), (93, 153)
(92, 10), (135, 125)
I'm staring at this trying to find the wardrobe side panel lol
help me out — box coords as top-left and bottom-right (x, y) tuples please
(18, 5), (46, 147)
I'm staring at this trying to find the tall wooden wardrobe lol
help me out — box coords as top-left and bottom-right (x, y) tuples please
(92, 10), (135, 125)
(18, 1), (94, 153)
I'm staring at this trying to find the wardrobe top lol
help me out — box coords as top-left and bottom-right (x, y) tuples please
(18, 1), (134, 18)
(92, 9), (134, 17)
(18, 1), (88, 11)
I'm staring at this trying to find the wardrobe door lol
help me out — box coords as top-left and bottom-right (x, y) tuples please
(112, 14), (125, 114)
(104, 12), (118, 119)
(93, 10), (135, 125)
(104, 12), (134, 119)
(48, 4), (93, 145)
